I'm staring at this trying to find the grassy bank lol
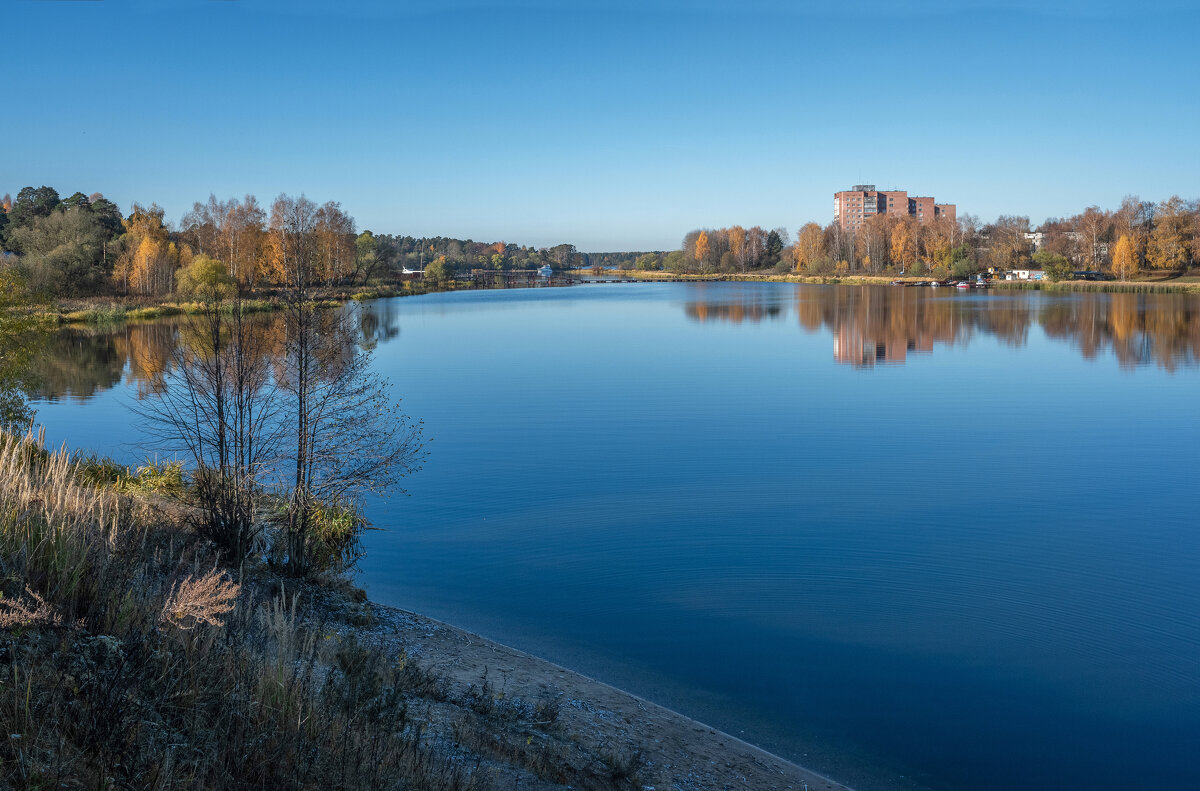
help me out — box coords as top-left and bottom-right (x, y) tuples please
(45, 281), (458, 326)
(988, 279), (1200, 294)
(0, 429), (649, 790)
(55, 298), (283, 324)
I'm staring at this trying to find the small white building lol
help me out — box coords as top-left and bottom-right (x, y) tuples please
(1007, 268), (1046, 281)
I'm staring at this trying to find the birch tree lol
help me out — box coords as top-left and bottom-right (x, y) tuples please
(270, 194), (425, 576)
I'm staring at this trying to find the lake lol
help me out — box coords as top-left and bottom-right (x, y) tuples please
(27, 282), (1200, 791)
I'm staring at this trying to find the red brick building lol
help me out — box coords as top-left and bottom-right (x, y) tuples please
(834, 185), (956, 232)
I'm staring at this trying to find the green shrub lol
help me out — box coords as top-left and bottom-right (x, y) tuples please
(176, 255), (237, 301)
(129, 459), (185, 495)
(73, 453), (132, 488)
(75, 454), (184, 496)
(308, 499), (367, 574)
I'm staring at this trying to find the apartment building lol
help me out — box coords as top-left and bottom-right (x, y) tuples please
(834, 185), (956, 232)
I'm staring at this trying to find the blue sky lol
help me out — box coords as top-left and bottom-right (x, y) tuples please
(5, 0), (1197, 250)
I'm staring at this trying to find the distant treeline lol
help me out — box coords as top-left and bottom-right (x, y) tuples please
(0, 185), (646, 299)
(5, 185), (1198, 297)
(667, 195), (1200, 280)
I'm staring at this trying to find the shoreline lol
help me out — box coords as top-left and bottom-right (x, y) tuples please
(33, 269), (1200, 329)
(575, 269), (1200, 294)
(331, 588), (859, 791)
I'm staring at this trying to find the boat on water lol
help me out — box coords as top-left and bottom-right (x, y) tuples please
(537, 264), (553, 277)
(956, 281), (972, 289)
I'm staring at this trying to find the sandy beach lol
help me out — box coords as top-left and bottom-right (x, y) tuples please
(305, 580), (855, 791)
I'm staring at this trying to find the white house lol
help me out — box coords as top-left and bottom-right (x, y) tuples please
(1007, 268), (1046, 281)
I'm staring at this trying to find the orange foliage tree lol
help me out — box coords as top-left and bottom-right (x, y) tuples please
(1111, 234), (1139, 281)
(793, 222), (826, 272)
(694, 230), (709, 266)
(113, 204), (188, 296)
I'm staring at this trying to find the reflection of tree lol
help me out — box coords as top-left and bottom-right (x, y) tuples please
(1041, 293), (1200, 371)
(788, 287), (993, 368)
(0, 270), (44, 427)
(684, 302), (782, 323)
(30, 329), (128, 401)
(30, 303), (406, 402)
(684, 287), (783, 324)
(121, 323), (182, 398)
(358, 300), (401, 349)
(975, 297), (1033, 348)
(790, 286), (1193, 370)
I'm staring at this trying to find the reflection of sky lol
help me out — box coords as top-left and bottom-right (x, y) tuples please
(27, 283), (1200, 791)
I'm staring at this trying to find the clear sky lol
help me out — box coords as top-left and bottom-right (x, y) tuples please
(5, 0), (1198, 251)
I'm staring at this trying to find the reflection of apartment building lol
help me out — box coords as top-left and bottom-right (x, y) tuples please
(831, 321), (933, 368)
(834, 185), (956, 232)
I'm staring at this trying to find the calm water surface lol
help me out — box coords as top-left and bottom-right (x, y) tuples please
(28, 283), (1200, 791)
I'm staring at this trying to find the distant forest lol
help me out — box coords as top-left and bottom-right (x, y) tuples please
(4, 184), (1197, 300)
(0, 185), (660, 299)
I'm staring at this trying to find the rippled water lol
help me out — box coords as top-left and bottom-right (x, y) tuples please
(28, 283), (1200, 791)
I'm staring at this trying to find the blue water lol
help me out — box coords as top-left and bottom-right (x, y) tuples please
(28, 283), (1200, 790)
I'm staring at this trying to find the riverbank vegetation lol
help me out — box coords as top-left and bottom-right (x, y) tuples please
(641, 194), (1200, 283)
(0, 231), (650, 786)
(0, 186), (594, 307)
(0, 428), (652, 790)
(6, 183), (1196, 307)
(0, 214), (652, 781)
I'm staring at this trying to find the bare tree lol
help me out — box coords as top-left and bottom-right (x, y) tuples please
(271, 193), (425, 576)
(1074, 206), (1111, 269)
(140, 296), (283, 560)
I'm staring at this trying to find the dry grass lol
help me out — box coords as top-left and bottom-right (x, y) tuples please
(0, 429), (644, 790)
(160, 564), (240, 629)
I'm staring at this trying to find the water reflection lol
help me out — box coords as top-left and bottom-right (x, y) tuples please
(34, 323), (179, 401)
(684, 286), (784, 324)
(28, 301), (402, 402)
(1040, 292), (1200, 371)
(700, 285), (1196, 371)
(789, 287), (1035, 368)
(27, 287), (1200, 403)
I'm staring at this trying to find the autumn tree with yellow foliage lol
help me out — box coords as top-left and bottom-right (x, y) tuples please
(315, 201), (356, 284)
(182, 195), (269, 291)
(694, 230), (709, 267)
(1111, 234), (1139, 281)
(889, 217), (919, 273)
(793, 222), (826, 272)
(1146, 196), (1191, 271)
(854, 217), (888, 273)
(113, 204), (192, 296)
(728, 225), (746, 272)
